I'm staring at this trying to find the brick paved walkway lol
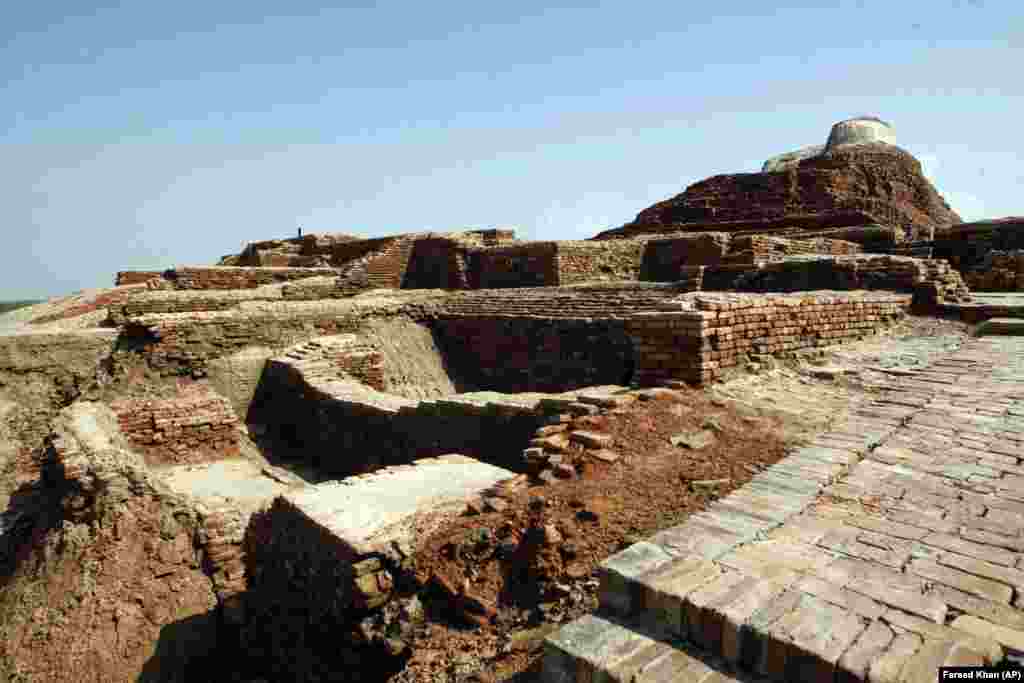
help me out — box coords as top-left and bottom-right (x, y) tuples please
(545, 336), (1024, 682)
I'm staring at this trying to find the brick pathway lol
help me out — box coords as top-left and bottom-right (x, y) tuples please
(545, 336), (1024, 682)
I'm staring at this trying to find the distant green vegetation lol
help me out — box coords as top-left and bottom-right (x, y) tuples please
(0, 300), (43, 314)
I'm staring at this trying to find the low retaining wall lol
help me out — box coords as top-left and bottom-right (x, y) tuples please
(626, 291), (910, 385)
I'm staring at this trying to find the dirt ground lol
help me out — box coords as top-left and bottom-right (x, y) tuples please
(392, 315), (970, 683)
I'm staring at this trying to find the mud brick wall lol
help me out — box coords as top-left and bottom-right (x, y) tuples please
(109, 391), (240, 465)
(167, 266), (338, 290)
(436, 283), (689, 319)
(115, 271), (167, 286)
(555, 240), (643, 284)
(250, 355), (549, 476)
(639, 233), (733, 281)
(111, 289), (281, 321)
(626, 292), (910, 385)
(723, 235), (862, 265)
(118, 300), (428, 376)
(431, 318), (635, 392)
(966, 251), (1024, 291)
(241, 497), (374, 682)
(401, 237), (472, 290)
(702, 255), (969, 303)
(467, 243), (559, 288)
(277, 336), (386, 392)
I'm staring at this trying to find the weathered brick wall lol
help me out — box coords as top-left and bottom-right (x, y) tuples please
(723, 235), (862, 264)
(168, 266), (338, 290)
(436, 283), (690, 319)
(116, 299), (433, 377)
(965, 251), (1024, 291)
(626, 291), (910, 385)
(109, 389), (240, 465)
(701, 254), (969, 304)
(467, 243), (559, 288)
(401, 238), (472, 289)
(249, 350), (548, 476)
(639, 233), (733, 281)
(431, 318), (635, 392)
(555, 240), (643, 284)
(115, 271), (166, 286)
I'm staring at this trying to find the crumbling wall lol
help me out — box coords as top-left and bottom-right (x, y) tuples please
(701, 254), (969, 305)
(401, 238), (472, 290)
(555, 240), (643, 284)
(723, 235), (862, 264)
(115, 299), (430, 377)
(639, 233), (733, 281)
(115, 270), (166, 286)
(356, 319), (457, 399)
(467, 243), (559, 289)
(167, 266), (338, 290)
(626, 291), (909, 385)
(0, 402), (221, 683)
(109, 388), (241, 466)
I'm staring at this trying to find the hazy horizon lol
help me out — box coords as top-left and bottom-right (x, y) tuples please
(3, 1), (1021, 300)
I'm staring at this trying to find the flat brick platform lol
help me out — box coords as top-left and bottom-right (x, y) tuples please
(546, 336), (1024, 682)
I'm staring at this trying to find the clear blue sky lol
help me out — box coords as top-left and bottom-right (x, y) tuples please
(2, 0), (1021, 299)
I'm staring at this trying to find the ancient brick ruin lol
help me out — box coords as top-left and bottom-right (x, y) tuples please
(6, 116), (1024, 683)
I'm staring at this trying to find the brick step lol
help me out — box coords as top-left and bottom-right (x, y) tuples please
(544, 613), (747, 683)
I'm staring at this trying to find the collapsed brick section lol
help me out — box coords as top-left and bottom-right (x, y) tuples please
(109, 389), (240, 465)
(626, 291), (910, 385)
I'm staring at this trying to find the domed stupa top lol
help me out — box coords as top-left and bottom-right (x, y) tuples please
(824, 116), (896, 150)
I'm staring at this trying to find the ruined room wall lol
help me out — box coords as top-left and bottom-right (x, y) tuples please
(249, 359), (547, 477)
(554, 240), (644, 284)
(467, 243), (559, 289)
(430, 318), (635, 393)
(401, 238), (471, 290)
(639, 233), (732, 281)
(109, 389), (241, 466)
(626, 291), (910, 385)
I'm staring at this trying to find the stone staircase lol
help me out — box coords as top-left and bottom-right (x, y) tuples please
(545, 339), (1024, 682)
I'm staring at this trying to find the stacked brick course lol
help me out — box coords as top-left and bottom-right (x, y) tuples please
(169, 266), (338, 290)
(110, 389), (240, 465)
(626, 291), (910, 385)
(115, 271), (166, 286)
